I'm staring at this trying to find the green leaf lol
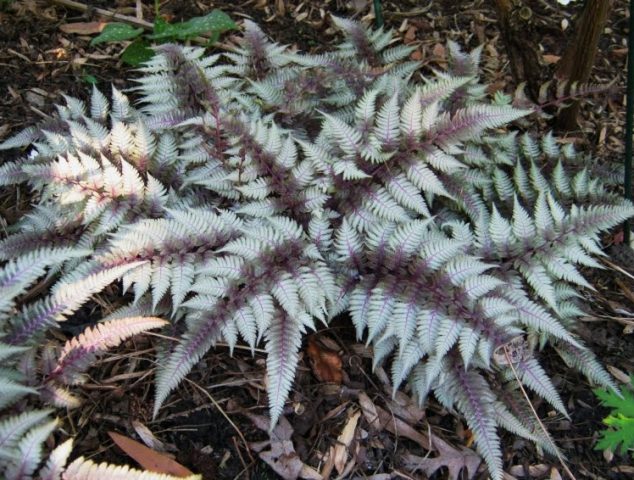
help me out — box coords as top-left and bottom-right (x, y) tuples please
(121, 40), (155, 66)
(147, 9), (236, 41)
(153, 16), (169, 36)
(594, 376), (634, 456)
(82, 74), (98, 85)
(90, 23), (144, 46)
(595, 414), (634, 456)
(594, 377), (634, 418)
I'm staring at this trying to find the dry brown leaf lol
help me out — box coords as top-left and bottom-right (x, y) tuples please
(306, 337), (343, 384)
(320, 447), (335, 480)
(358, 393), (431, 449)
(404, 26), (418, 43)
(242, 412), (320, 480)
(59, 22), (107, 35)
(387, 390), (425, 424)
(260, 439), (304, 480)
(610, 47), (628, 58)
(108, 431), (194, 477)
(299, 465), (322, 480)
(410, 49), (423, 61)
(543, 54), (561, 65)
(432, 43), (446, 59)
(276, 0), (286, 16)
(607, 364), (631, 384)
(509, 464), (550, 477)
(358, 392), (381, 431)
(550, 467), (563, 480)
(131, 419), (166, 452)
(402, 443), (481, 480)
(259, 417), (309, 480)
(333, 410), (360, 474)
(611, 465), (634, 474)
(350, 0), (369, 14)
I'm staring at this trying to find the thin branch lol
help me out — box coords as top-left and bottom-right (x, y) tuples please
(184, 377), (255, 463)
(503, 346), (577, 480)
(52, 0), (154, 29)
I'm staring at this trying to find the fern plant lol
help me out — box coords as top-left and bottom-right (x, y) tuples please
(0, 248), (180, 477)
(0, 16), (631, 479)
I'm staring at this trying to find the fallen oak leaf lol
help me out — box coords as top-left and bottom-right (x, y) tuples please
(402, 443), (481, 480)
(358, 392), (481, 480)
(259, 417), (319, 480)
(260, 438), (304, 480)
(108, 431), (195, 477)
(240, 411), (322, 480)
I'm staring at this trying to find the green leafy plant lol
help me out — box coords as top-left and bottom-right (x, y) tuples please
(0, 17), (631, 479)
(594, 375), (634, 457)
(90, 9), (236, 66)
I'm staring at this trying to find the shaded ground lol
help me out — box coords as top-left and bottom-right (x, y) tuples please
(1, 1), (633, 479)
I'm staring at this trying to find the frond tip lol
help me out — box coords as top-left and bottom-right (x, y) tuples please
(51, 317), (167, 385)
(62, 457), (202, 480)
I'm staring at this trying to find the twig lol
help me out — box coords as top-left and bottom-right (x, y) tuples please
(503, 346), (577, 480)
(184, 378), (255, 463)
(231, 435), (250, 474)
(601, 257), (634, 282)
(384, 5), (433, 18)
(51, 0), (154, 29)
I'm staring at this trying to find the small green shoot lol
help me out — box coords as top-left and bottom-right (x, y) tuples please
(594, 375), (634, 458)
(81, 73), (98, 85)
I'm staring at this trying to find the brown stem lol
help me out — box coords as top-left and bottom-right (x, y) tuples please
(493, 0), (542, 101)
(555, 0), (612, 131)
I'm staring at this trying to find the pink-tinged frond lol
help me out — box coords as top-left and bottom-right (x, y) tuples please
(51, 317), (167, 385)
(62, 457), (202, 480)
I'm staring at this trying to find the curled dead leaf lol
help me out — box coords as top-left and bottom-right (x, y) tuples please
(306, 337), (343, 384)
